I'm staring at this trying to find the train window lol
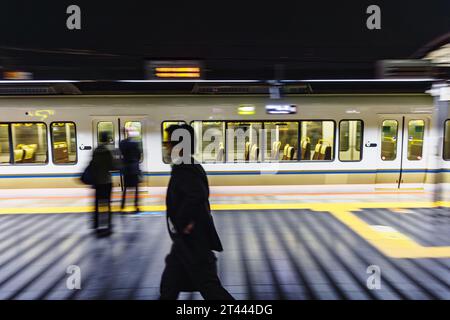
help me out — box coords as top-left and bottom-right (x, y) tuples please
(300, 121), (335, 161)
(444, 120), (450, 160)
(51, 122), (77, 165)
(407, 120), (425, 161)
(124, 121), (143, 162)
(339, 120), (363, 162)
(226, 122), (263, 162)
(11, 122), (48, 164)
(0, 124), (10, 164)
(381, 120), (398, 161)
(191, 121), (225, 163)
(97, 122), (114, 145)
(264, 122), (299, 161)
(161, 121), (186, 164)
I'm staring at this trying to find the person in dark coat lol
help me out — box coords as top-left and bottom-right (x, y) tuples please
(91, 132), (114, 231)
(119, 128), (142, 213)
(159, 124), (234, 300)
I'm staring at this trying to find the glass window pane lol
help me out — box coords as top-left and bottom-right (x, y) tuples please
(0, 124), (10, 164)
(444, 120), (450, 161)
(407, 120), (425, 161)
(192, 121), (225, 163)
(300, 121), (334, 161)
(124, 121), (143, 162)
(97, 122), (114, 145)
(339, 120), (363, 161)
(162, 121), (186, 164)
(356, 121), (362, 152)
(264, 122), (299, 161)
(339, 121), (350, 152)
(381, 120), (398, 161)
(226, 122), (262, 162)
(11, 123), (48, 164)
(51, 122), (77, 164)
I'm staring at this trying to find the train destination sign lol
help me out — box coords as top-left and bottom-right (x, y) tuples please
(265, 104), (297, 114)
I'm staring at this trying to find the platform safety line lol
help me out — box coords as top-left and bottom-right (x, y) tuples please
(1, 201), (450, 259)
(327, 209), (450, 259)
(0, 201), (448, 215)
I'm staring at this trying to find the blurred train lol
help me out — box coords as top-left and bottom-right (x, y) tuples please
(0, 80), (449, 192)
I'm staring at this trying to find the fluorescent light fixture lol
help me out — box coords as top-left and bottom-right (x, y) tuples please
(155, 72), (200, 78)
(155, 67), (200, 73)
(117, 79), (261, 83)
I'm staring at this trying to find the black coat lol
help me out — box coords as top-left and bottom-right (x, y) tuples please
(119, 138), (142, 186)
(91, 145), (114, 185)
(166, 160), (223, 252)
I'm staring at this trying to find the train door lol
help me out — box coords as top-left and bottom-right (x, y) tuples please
(92, 116), (147, 188)
(375, 114), (430, 189)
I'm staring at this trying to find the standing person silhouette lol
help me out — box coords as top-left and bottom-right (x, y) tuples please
(91, 131), (114, 232)
(159, 124), (234, 300)
(119, 127), (142, 213)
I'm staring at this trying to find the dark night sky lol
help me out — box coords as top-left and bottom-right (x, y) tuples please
(0, 0), (449, 79)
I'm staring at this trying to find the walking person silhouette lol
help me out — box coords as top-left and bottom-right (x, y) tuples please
(159, 124), (234, 300)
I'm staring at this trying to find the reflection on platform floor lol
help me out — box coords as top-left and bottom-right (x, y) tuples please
(0, 209), (449, 300)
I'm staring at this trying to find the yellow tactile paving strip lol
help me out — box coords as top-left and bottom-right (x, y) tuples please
(0, 200), (449, 259)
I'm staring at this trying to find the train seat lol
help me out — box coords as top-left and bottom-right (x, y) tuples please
(318, 145), (332, 160)
(15, 144), (38, 163)
(14, 149), (24, 163)
(312, 143), (322, 160)
(245, 141), (251, 161)
(286, 146), (295, 160)
(249, 144), (259, 161)
(282, 144), (290, 160)
(301, 139), (311, 160)
(271, 141), (282, 160)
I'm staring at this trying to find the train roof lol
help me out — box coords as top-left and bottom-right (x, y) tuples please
(0, 79), (443, 96)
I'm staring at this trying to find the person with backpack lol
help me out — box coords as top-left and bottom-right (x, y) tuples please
(90, 131), (115, 232)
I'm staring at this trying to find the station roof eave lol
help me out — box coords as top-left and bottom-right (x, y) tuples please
(0, 79), (440, 97)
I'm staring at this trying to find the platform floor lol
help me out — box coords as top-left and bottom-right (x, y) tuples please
(0, 206), (449, 300)
(0, 186), (449, 215)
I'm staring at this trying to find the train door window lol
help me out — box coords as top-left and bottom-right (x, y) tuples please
(97, 122), (115, 146)
(264, 122), (299, 161)
(124, 121), (143, 162)
(339, 120), (363, 161)
(300, 121), (335, 161)
(0, 124), (10, 164)
(226, 121), (262, 162)
(381, 120), (398, 161)
(407, 120), (425, 161)
(11, 122), (48, 164)
(444, 120), (450, 160)
(51, 122), (77, 164)
(191, 121), (225, 163)
(161, 121), (186, 164)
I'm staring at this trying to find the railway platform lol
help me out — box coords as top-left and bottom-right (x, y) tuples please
(0, 187), (449, 300)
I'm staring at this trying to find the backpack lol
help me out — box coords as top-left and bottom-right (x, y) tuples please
(80, 162), (94, 185)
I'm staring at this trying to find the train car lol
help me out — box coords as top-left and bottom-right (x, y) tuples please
(0, 80), (449, 195)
